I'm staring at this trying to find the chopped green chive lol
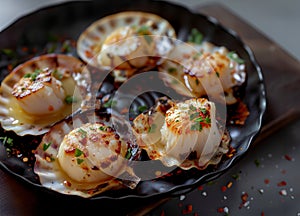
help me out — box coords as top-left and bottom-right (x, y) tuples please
(43, 142), (52, 151)
(137, 25), (150, 35)
(148, 123), (157, 133)
(189, 112), (200, 120)
(65, 95), (77, 104)
(1, 48), (15, 58)
(103, 99), (117, 108)
(77, 158), (84, 165)
(75, 148), (83, 157)
(191, 123), (202, 131)
(125, 148), (132, 160)
(99, 126), (106, 131)
(254, 159), (260, 167)
(227, 51), (245, 64)
(0, 136), (13, 148)
(77, 128), (87, 138)
(138, 105), (148, 113)
(188, 28), (203, 44)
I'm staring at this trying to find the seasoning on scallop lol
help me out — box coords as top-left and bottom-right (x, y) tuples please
(158, 40), (246, 105)
(0, 54), (91, 136)
(77, 11), (176, 75)
(34, 111), (140, 198)
(133, 97), (231, 170)
(12, 68), (65, 115)
(57, 123), (129, 183)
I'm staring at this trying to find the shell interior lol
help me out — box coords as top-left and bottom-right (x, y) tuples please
(77, 11), (176, 68)
(0, 54), (91, 136)
(34, 110), (140, 198)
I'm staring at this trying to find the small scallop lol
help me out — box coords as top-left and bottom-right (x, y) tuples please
(158, 41), (247, 105)
(0, 54), (91, 136)
(77, 11), (176, 77)
(133, 97), (230, 170)
(34, 111), (140, 198)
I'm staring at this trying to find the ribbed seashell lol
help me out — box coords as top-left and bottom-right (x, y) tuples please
(77, 11), (176, 72)
(34, 110), (140, 198)
(158, 41), (246, 105)
(132, 97), (230, 170)
(0, 54), (91, 136)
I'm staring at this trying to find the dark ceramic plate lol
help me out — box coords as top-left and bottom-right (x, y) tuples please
(0, 0), (266, 200)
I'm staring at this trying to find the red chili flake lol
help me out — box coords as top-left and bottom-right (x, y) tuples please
(160, 210), (165, 216)
(48, 105), (54, 111)
(197, 185), (204, 191)
(261, 212), (265, 216)
(7, 64), (13, 71)
(22, 46), (29, 52)
(221, 185), (227, 192)
(85, 50), (94, 58)
(241, 192), (249, 204)
(182, 205), (193, 215)
(178, 203), (183, 208)
(281, 169), (287, 174)
(279, 189), (287, 196)
(284, 154), (292, 161)
(264, 179), (270, 184)
(217, 207), (224, 213)
(277, 181), (287, 187)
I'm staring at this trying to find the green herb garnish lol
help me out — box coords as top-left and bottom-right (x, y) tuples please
(125, 148), (132, 160)
(188, 28), (203, 44)
(65, 95), (77, 104)
(138, 105), (148, 113)
(1, 48), (15, 58)
(191, 123), (202, 131)
(103, 99), (117, 108)
(24, 69), (41, 81)
(77, 158), (84, 165)
(43, 142), (52, 151)
(0, 136), (13, 148)
(75, 148), (83, 157)
(227, 51), (244, 64)
(148, 123), (157, 133)
(137, 25), (150, 35)
(77, 129), (87, 138)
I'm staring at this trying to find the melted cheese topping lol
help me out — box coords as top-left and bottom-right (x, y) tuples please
(57, 123), (128, 183)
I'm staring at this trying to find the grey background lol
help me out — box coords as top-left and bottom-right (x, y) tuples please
(0, 0), (299, 60)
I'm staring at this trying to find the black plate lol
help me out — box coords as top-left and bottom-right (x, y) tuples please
(0, 0), (266, 200)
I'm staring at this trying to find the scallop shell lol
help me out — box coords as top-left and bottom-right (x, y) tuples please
(34, 109), (141, 198)
(158, 41), (246, 105)
(77, 11), (176, 69)
(0, 54), (91, 136)
(132, 97), (231, 170)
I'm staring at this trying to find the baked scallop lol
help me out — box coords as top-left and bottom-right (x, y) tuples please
(133, 97), (230, 170)
(34, 110), (140, 198)
(77, 11), (176, 78)
(158, 41), (246, 105)
(0, 54), (91, 136)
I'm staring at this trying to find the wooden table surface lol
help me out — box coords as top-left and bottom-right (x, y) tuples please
(0, 2), (299, 216)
